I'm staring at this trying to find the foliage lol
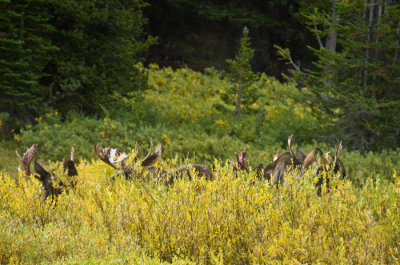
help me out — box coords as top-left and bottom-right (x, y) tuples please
(225, 27), (257, 116)
(17, 111), (136, 162)
(48, 0), (156, 114)
(0, 160), (399, 264)
(0, 0), (155, 126)
(283, 0), (400, 152)
(145, 0), (314, 75)
(111, 65), (322, 162)
(0, 141), (19, 177)
(12, 66), (398, 184)
(342, 148), (400, 186)
(0, 0), (58, 121)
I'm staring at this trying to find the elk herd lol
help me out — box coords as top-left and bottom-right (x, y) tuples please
(15, 135), (346, 199)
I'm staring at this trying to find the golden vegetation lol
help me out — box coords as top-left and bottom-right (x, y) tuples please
(0, 159), (399, 264)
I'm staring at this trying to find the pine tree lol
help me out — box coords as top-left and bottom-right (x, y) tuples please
(286, 0), (400, 151)
(47, 0), (156, 113)
(0, 0), (57, 121)
(226, 27), (256, 117)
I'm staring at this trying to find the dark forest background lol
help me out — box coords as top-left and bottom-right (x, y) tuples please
(144, 0), (315, 75)
(1, 0), (400, 167)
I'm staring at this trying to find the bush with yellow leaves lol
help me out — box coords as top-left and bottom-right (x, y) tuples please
(0, 159), (399, 264)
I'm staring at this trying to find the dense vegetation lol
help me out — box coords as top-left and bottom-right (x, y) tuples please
(1, 0), (399, 264)
(0, 161), (399, 264)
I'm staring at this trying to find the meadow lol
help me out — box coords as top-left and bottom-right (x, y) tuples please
(0, 158), (399, 264)
(1, 65), (399, 264)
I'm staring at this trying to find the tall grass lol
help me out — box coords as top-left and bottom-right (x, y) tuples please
(1, 159), (399, 264)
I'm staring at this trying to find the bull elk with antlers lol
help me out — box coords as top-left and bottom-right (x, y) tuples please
(95, 139), (214, 184)
(95, 139), (164, 180)
(168, 164), (214, 185)
(16, 144), (78, 199)
(257, 135), (305, 185)
(298, 140), (346, 195)
(170, 147), (251, 183)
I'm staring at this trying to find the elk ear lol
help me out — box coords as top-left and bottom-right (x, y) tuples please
(63, 160), (78, 177)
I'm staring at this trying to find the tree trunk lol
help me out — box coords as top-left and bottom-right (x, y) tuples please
(324, 0), (338, 87)
(325, 0), (338, 52)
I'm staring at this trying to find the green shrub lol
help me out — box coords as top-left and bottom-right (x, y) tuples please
(18, 112), (135, 162)
(14, 66), (398, 183)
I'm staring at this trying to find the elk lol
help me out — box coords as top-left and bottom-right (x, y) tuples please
(256, 149), (280, 182)
(95, 140), (214, 184)
(298, 140), (346, 195)
(258, 135), (304, 185)
(170, 148), (249, 183)
(16, 144), (78, 199)
(168, 164), (214, 185)
(94, 139), (163, 180)
(169, 148), (250, 184)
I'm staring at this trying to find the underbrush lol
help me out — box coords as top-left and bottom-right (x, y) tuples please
(13, 66), (399, 184)
(0, 160), (399, 264)
(14, 110), (400, 184)
(0, 142), (19, 177)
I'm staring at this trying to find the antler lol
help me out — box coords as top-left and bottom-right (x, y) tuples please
(273, 149), (281, 161)
(16, 144), (38, 175)
(229, 148), (247, 172)
(141, 139), (164, 167)
(133, 142), (140, 163)
(235, 148), (247, 171)
(288, 135), (294, 152)
(71, 147), (75, 162)
(94, 143), (128, 170)
(288, 134), (297, 159)
(228, 159), (237, 172)
(336, 140), (343, 159)
(288, 134), (304, 164)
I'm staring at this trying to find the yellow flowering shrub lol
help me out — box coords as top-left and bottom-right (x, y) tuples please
(0, 159), (399, 264)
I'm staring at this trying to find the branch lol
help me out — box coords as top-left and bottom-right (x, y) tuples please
(313, 21), (324, 49)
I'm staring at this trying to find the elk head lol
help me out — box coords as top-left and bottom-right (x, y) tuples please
(299, 140), (346, 195)
(94, 139), (164, 180)
(17, 145), (78, 199)
(261, 135), (303, 185)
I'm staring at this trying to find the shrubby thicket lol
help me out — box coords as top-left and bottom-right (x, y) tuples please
(14, 64), (399, 185)
(0, 160), (399, 264)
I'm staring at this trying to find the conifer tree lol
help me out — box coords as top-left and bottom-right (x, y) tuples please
(279, 0), (400, 151)
(0, 0), (57, 121)
(226, 27), (256, 117)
